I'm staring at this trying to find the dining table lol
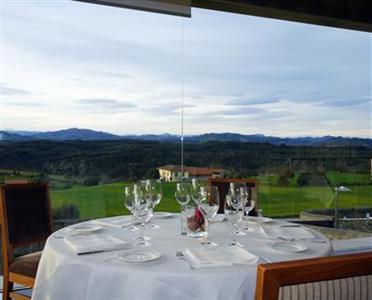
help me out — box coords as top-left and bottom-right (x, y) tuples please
(32, 213), (333, 300)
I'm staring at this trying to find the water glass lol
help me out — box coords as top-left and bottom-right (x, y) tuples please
(144, 179), (162, 229)
(175, 182), (191, 235)
(191, 178), (207, 205)
(123, 185), (139, 231)
(228, 182), (247, 236)
(243, 197), (256, 232)
(132, 183), (152, 247)
(198, 186), (220, 246)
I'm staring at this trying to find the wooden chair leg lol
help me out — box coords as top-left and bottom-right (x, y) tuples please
(2, 274), (13, 300)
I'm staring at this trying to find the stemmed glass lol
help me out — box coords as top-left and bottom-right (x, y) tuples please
(144, 179), (162, 229)
(131, 183), (152, 247)
(228, 183), (247, 245)
(191, 178), (206, 205)
(243, 195), (256, 232)
(123, 185), (139, 231)
(175, 182), (191, 235)
(198, 186), (220, 246)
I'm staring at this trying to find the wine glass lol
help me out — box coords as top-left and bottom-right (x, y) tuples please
(123, 185), (139, 231)
(132, 183), (152, 247)
(198, 186), (220, 246)
(144, 179), (162, 229)
(224, 194), (234, 218)
(191, 178), (207, 205)
(229, 210), (245, 246)
(229, 183), (247, 207)
(243, 195), (256, 232)
(175, 182), (191, 235)
(229, 183), (247, 237)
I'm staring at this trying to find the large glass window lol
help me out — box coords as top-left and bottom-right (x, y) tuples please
(1, 0), (371, 245)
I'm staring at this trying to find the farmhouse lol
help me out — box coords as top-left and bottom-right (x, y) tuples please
(158, 165), (225, 182)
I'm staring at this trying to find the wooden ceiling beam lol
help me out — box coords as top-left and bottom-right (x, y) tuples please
(191, 0), (372, 32)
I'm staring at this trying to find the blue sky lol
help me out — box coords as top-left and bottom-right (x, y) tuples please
(1, 0), (371, 137)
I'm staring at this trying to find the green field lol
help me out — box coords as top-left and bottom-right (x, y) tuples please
(1, 169), (370, 219)
(50, 172), (372, 219)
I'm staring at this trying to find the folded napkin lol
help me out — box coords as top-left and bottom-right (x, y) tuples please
(260, 225), (314, 240)
(184, 246), (258, 269)
(65, 233), (129, 255)
(92, 216), (132, 229)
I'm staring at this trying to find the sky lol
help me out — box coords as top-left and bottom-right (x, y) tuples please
(0, 0), (371, 137)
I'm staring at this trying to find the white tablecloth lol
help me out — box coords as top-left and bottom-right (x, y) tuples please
(32, 215), (332, 300)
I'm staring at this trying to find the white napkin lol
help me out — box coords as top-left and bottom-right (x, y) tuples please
(92, 216), (132, 229)
(65, 233), (130, 255)
(184, 246), (258, 269)
(260, 225), (314, 240)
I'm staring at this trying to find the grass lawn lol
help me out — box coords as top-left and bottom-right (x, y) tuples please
(51, 172), (372, 219)
(259, 185), (372, 217)
(51, 182), (182, 219)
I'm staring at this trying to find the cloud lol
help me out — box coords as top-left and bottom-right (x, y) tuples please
(0, 83), (32, 96)
(226, 98), (280, 106)
(85, 70), (132, 79)
(316, 97), (371, 107)
(214, 108), (268, 116)
(76, 98), (137, 110)
(145, 102), (196, 115)
(6, 101), (43, 107)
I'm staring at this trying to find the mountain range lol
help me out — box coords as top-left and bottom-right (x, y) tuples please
(0, 128), (371, 147)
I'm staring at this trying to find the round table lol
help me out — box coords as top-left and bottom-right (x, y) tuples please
(32, 214), (332, 300)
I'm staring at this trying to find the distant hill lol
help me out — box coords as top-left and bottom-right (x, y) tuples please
(31, 128), (122, 141)
(186, 133), (372, 148)
(0, 131), (33, 141)
(1, 128), (371, 147)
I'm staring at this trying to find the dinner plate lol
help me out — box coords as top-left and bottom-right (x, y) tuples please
(70, 223), (103, 234)
(116, 250), (162, 263)
(269, 241), (308, 253)
(154, 212), (174, 218)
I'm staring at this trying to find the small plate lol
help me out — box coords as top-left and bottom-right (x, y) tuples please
(116, 250), (162, 263)
(70, 223), (103, 234)
(256, 217), (273, 224)
(212, 214), (226, 222)
(154, 212), (174, 219)
(246, 216), (273, 224)
(269, 241), (308, 253)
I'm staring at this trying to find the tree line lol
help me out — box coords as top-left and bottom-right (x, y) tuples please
(0, 140), (370, 182)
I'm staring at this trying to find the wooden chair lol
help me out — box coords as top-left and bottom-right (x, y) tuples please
(208, 178), (259, 215)
(255, 252), (372, 300)
(0, 183), (52, 300)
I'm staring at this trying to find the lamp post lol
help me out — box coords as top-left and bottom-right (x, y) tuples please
(334, 186), (351, 228)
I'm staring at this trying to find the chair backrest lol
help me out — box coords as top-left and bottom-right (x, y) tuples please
(0, 183), (52, 249)
(208, 178), (258, 215)
(4, 179), (30, 185)
(255, 252), (372, 300)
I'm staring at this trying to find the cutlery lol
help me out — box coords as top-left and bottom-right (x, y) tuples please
(78, 250), (106, 255)
(280, 224), (301, 227)
(310, 239), (327, 243)
(278, 236), (326, 243)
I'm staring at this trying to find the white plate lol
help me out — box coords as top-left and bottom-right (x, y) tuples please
(116, 250), (162, 263)
(70, 223), (103, 234)
(246, 216), (273, 224)
(269, 241), (308, 253)
(154, 212), (174, 219)
(212, 214), (226, 222)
